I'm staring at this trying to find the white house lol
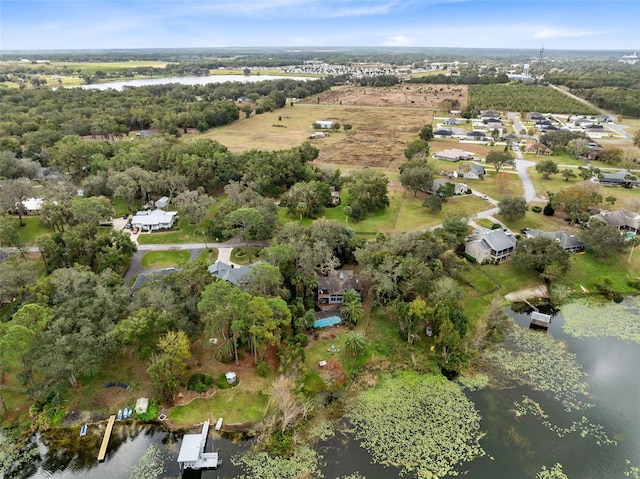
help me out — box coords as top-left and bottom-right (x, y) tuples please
(454, 164), (486, 180)
(131, 209), (178, 232)
(444, 118), (460, 126)
(18, 197), (44, 214)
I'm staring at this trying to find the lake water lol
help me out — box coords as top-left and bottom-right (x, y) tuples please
(78, 75), (319, 91)
(16, 299), (640, 478)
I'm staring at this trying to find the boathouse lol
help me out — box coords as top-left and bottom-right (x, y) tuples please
(530, 311), (551, 329)
(177, 419), (221, 471)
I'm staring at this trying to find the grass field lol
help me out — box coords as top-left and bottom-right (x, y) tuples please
(168, 388), (268, 426)
(205, 101), (429, 169)
(526, 168), (640, 208)
(136, 216), (204, 244)
(13, 216), (50, 245)
(140, 250), (191, 268)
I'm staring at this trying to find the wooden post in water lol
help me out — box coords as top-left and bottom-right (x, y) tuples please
(97, 415), (116, 462)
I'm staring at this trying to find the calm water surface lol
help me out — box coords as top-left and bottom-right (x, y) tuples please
(78, 75), (318, 91)
(20, 300), (640, 478)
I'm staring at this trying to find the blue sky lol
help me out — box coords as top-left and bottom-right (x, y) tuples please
(2, 0), (639, 51)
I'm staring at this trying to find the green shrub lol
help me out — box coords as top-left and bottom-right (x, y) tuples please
(187, 373), (214, 392)
(135, 398), (159, 422)
(217, 373), (232, 389)
(543, 203), (555, 216)
(491, 223), (501, 230)
(256, 360), (269, 378)
(461, 252), (477, 263)
(531, 206), (543, 213)
(293, 333), (309, 347)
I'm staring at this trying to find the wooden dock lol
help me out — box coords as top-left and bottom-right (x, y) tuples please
(97, 415), (116, 462)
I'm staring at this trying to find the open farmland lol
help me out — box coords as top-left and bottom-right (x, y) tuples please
(203, 85), (468, 168)
(468, 84), (599, 115)
(298, 84), (467, 109)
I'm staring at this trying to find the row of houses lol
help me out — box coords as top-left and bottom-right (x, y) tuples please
(465, 209), (639, 264)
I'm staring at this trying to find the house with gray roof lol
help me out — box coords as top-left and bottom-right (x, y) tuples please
(430, 179), (468, 196)
(454, 163), (485, 179)
(599, 170), (638, 187)
(591, 209), (640, 233)
(434, 148), (475, 162)
(208, 260), (263, 286)
(465, 228), (516, 263)
(317, 269), (361, 308)
(524, 229), (584, 252)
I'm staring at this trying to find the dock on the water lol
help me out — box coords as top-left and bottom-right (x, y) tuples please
(177, 419), (221, 471)
(530, 311), (551, 329)
(97, 415), (116, 462)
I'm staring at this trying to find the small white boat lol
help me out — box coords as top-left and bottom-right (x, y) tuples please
(215, 417), (223, 431)
(124, 408), (130, 419)
(117, 409), (123, 421)
(80, 424), (88, 436)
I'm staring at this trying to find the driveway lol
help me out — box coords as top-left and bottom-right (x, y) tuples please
(514, 158), (537, 203)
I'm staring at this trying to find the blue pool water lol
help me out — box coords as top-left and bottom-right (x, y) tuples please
(313, 316), (342, 328)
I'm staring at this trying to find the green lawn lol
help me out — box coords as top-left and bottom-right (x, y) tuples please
(494, 208), (575, 233)
(14, 216), (50, 245)
(168, 388), (268, 425)
(557, 251), (640, 295)
(140, 250), (191, 269)
(136, 216), (203, 244)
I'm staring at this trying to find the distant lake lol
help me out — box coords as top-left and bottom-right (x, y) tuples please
(78, 75), (319, 91)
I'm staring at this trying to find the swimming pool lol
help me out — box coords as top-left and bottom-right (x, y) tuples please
(313, 316), (342, 328)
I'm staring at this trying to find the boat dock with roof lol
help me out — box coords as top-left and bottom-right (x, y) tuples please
(177, 419), (221, 471)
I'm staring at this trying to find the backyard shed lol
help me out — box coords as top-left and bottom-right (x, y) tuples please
(225, 372), (237, 385)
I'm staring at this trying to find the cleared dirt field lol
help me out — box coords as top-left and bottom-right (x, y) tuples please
(297, 84), (467, 110)
(203, 84), (465, 169)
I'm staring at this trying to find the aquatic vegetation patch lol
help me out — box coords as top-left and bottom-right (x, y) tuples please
(129, 444), (164, 479)
(232, 445), (324, 479)
(457, 373), (489, 391)
(347, 371), (485, 478)
(625, 460), (640, 478)
(536, 463), (568, 479)
(485, 321), (591, 412)
(337, 474), (366, 479)
(310, 420), (335, 441)
(561, 299), (640, 344)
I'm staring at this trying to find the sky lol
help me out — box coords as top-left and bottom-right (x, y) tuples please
(1, 0), (639, 52)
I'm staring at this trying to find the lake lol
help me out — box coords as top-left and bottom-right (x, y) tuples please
(16, 298), (640, 478)
(77, 75), (319, 91)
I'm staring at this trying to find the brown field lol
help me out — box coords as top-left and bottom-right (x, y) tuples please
(297, 84), (467, 110)
(201, 84), (466, 169)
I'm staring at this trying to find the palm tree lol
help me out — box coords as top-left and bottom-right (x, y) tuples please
(342, 288), (360, 305)
(344, 332), (366, 361)
(341, 299), (364, 326)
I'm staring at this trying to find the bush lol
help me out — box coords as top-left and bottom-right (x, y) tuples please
(256, 360), (269, 378)
(135, 398), (159, 422)
(187, 373), (214, 393)
(217, 373), (232, 389)
(491, 223), (502, 230)
(461, 252), (477, 263)
(293, 332), (309, 347)
(543, 203), (555, 216)
(531, 206), (543, 213)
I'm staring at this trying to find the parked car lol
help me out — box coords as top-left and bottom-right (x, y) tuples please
(122, 213), (129, 219)
(479, 194), (489, 200)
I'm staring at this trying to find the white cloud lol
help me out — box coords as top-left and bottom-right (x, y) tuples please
(533, 27), (608, 39)
(385, 35), (411, 46)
